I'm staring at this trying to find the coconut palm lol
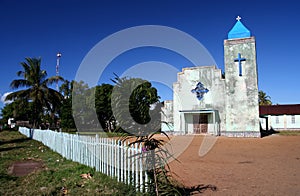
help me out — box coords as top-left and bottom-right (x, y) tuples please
(5, 57), (64, 128)
(259, 90), (272, 106)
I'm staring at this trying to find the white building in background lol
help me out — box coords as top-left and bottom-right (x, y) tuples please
(259, 104), (300, 131)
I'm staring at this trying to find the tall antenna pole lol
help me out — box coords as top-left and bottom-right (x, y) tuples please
(56, 52), (62, 91)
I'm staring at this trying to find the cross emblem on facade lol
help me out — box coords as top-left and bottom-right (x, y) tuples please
(191, 82), (209, 100)
(234, 53), (246, 76)
(236, 16), (241, 21)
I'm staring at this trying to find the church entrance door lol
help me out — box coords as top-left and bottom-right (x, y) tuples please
(193, 114), (208, 134)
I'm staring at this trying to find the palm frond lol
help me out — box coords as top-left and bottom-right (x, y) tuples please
(5, 89), (31, 101)
(44, 76), (64, 86)
(10, 79), (31, 89)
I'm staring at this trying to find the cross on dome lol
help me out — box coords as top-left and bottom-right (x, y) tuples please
(236, 16), (241, 21)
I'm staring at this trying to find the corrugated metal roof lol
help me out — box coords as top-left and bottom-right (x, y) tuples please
(259, 104), (300, 115)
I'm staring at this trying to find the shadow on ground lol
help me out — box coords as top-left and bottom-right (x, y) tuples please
(176, 184), (218, 195)
(0, 132), (30, 152)
(0, 146), (25, 152)
(0, 173), (18, 181)
(0, 137), (31, 146)
(260, 127), (279, 138)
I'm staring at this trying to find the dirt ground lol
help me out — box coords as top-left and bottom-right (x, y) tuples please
(168, 134), (300, 195)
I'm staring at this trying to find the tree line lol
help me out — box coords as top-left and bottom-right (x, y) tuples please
(0, 57), (160, 133)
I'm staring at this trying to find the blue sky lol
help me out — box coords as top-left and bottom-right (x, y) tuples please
(1, 0), (299, 110)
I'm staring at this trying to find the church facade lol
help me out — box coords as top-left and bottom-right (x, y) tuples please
(162, 17), (261, 137)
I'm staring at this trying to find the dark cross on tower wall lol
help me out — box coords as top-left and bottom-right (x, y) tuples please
(234, 53), (246, 76)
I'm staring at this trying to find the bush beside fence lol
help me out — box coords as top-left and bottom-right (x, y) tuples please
(18, 127), (148, 192)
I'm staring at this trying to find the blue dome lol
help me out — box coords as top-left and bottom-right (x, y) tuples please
(228, 19), (251, 39)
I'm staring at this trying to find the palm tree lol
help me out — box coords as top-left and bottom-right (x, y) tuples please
(258, 90), (272, 106)
(5, 57), (64, 128)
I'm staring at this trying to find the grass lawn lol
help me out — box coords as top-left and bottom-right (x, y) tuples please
(0, 130), (140, 195)
(277, 130), (300, 136)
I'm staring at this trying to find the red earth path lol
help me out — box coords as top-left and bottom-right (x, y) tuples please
(167, 135), (300, 195)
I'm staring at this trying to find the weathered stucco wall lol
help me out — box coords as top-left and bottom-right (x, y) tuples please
(173, 65), (226, 134)
(224, 37), (260, 137)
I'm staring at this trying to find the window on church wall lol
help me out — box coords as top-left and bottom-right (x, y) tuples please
(291, 115), (296, 124)
(275, 116), (279, 124)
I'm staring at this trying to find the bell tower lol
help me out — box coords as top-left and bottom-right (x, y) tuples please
(224, 16), (260, 137)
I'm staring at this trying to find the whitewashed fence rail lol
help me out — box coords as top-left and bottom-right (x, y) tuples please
(18, 127), (148, 192)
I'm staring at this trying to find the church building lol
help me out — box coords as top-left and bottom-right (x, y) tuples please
(162, 17), (261, 137)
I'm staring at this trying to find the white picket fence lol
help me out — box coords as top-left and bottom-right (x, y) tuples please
(18, 127), (148, 192)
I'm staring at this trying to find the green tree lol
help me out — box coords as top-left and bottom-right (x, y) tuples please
(5, 57), (64, 128)
(1, 99), (32, 123)
(59, 80), (81, 130)
(95, 84), (115, 132)
(1, 103), (14, 125)
(60, 79), (72, 99)
(111, 75), (161, 135)
(259, 90), (272, 106)
(72, 81), (98, 131)
(59, 80), (75, 129)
